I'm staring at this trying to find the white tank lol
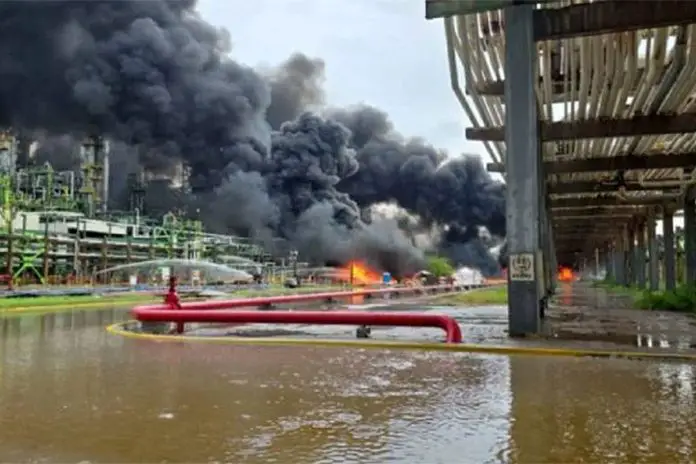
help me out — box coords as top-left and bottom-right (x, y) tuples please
(453, 267), (484, 285)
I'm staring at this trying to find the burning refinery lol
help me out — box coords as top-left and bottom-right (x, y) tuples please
(0, 1), (508, 284)
(296, 261), (492, 289)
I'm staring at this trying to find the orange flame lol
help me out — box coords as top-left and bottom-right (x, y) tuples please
(335, 261), (383, 286)
(557, 267), (574, 282)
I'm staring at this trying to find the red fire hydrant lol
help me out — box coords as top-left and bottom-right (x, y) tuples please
(164, 276), (184, 334)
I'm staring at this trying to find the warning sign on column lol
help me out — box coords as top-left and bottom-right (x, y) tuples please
(509, 253), (535, 281)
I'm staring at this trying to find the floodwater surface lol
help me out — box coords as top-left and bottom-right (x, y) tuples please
(1, 309), (696, 463)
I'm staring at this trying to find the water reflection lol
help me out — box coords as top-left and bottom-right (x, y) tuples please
(0, 310), (695, 463)
(0, 314), (509, 463)
(508, 356), (696, 463)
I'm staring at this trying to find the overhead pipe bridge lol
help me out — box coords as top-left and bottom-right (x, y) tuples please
(427, 0), (696, 335)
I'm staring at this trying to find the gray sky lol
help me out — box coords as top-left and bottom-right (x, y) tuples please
(197, 0), (486, 158)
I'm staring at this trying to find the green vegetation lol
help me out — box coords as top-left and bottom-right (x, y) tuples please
(595, 277), (696, 313)
(430, 285), (507, 306)
(635, 286), (696, 313)
(427, 256), (455, 277)
(0, 293), (155, 310)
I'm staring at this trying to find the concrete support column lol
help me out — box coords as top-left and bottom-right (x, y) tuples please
(647, 216), (660, 291)
(605, 245), (614, 281)
(503, 3), (541, 336)
(548, 223), (557, 294)
(664, 210), (676, 291)
(635, 220), (647, 289)
(613, 237), (626, 286)
(625, 225), (635, 287)
(684, 192), (696, 285)
(541, 198), (556, 301)
(539, 204), (551, 320)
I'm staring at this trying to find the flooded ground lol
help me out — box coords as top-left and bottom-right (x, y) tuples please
(545, 282), (696, 349)
(2, 290), (696, 463)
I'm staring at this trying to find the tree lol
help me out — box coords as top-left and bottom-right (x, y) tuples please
(427, 256), (455, 277)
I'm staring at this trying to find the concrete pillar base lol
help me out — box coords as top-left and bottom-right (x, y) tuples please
(504, 3), (542, 337)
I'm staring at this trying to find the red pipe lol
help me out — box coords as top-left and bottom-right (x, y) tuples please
(139, 284), (471, 313)
(133, 309), (463, 343)
(164, 276), (184, 333)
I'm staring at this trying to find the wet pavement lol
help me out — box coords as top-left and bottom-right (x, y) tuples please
(2, 284), (696, 462)
(544, 282), (696, 351)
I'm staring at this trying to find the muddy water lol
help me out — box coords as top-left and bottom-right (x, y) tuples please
(1, 310), (696, 463)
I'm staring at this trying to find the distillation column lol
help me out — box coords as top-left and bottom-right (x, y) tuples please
(0, 131), (18, 279)
(79, 136), (110, 216)
(503, 3), (543, 336)
(0, 131), (17, 174)
(127, 171), (146, 214)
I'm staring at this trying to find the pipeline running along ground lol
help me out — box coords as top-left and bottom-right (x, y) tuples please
(106, 321), (696, 363)
(0, 285), (354, 315)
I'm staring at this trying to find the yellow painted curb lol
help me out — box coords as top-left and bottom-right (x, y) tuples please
(106, 321), (696, 363)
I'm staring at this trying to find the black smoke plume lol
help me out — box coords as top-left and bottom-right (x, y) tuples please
(330, 106), (505, 274)
(0, 0), (505, 275)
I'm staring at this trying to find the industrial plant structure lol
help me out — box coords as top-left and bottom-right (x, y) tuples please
(0, 130), (293, 286)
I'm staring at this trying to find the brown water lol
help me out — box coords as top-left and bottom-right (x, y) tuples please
(1, 309), (696, 463)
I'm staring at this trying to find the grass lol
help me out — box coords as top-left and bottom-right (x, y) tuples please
(633, 286), (696, 313)
(430, 286), (508, 306)
(0, 284), (347, 316)
(0, 293), (156, 309)
(593, 278), (696, 313)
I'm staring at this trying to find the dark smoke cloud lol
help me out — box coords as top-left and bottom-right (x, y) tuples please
(0, 0), (504, 275)
(205, 113), (425, 273)
(331, 105), (505, 236)
(330, 106), (506, 274)
(264, 54), (326, 130)
(31, 134), (81, 171)
(0, 0), (270, 184)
